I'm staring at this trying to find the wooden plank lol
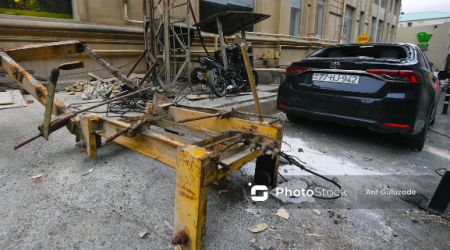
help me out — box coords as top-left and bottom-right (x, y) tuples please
(0, 92), (13, 105)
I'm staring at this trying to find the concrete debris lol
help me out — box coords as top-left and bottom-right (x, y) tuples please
(219, 190), (229, 194)
(435, 221), (446, 224)
(276, 207), (290, 219)
(29, 174), (44, 179)
(225, 175), (231, 182)
(139, 232), (147, 238)
(248, 223), (268, 233)
(251, 238), (256, 244)
(312, 209), (322, 216)
(82, 169), (94, 176)
(174, 245), (183, 250)
(65, 74), (144, 100)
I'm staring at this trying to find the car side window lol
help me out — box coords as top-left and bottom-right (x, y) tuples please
(416, 49), (431, 72)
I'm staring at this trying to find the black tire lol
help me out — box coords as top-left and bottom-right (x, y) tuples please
(401, 121), (428, 151)
(430, 106), (437, 125)
(208, 68), (227, 97)
(286, 113), (307, 124)
(244, 70), (259, 92)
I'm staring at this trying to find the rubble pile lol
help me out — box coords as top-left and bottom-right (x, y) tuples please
(66, 80), (122, 100)
(65, 74), (144, 100)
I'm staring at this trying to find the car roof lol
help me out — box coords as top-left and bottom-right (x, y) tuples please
(321, 43), (417, 49)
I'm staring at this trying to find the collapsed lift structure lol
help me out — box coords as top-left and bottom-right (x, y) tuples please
(0, 40), (283, 249)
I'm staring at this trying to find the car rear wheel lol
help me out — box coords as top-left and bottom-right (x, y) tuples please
(429, 106), (437, 125)
(286, 113), (307, 124)
(401, 120), (429, 151)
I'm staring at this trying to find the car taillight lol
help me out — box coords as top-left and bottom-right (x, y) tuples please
(383, 122), (410, 128)
(367, 69), (419, 83)
(279, 103), (288, 108)
(286, 66), (309, 75)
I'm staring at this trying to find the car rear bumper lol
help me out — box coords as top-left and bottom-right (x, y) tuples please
(277, 84), (423, 135)
(278, 105), (415, 134)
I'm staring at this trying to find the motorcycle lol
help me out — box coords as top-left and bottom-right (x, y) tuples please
(193, 42), (258, 97)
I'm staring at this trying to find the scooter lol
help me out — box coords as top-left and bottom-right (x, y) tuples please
(193, 41), (258, 97)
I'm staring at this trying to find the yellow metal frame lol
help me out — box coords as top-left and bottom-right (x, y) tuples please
(1, 41), (284, 250)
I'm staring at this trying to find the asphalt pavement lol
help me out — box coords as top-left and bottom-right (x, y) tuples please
(0, 91), (449, 249)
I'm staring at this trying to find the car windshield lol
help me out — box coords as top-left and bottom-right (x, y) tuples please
(307, 45), (410, 61)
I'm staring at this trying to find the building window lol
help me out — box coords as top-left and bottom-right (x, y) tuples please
(374, 0), (379, 5)
(0, 0), (73, 19)
(315, 0), (325, 38)
(408, 22), (412, 27)
(391, 25), (395, 42)
(387, 23), (391, 41)
(376, 20), (384, 42)
(290, 0), (302, 36)
(342, 6), (354, 44)
(370, 17), (376, 40)
(380, 0), (385, 8)
(394, 0), (400, 14)
(359, 12), (365, 35)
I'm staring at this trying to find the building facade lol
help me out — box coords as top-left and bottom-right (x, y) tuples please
(0, 0), (401, 82)
(396, 12), (450, 71)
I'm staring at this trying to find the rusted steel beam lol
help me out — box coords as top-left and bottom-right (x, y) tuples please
(80, 42), (138, 90)
(0, 52), (71, 115)
(14, 86), (155, 150)
(1, 40), (84, 62)
(126, 49), (147, 78)
(105, 118), (148, 143)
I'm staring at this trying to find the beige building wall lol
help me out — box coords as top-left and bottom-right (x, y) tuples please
(0, 0), (401, 82)
(396, 21), (450, 71)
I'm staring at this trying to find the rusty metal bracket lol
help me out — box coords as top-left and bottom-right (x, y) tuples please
(43, 61), (85, 140)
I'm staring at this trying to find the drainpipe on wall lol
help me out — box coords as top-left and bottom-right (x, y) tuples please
(123, 0), (144, 24)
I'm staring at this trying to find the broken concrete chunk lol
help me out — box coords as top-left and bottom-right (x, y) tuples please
(139, 232), (147, 238)
(312, 209), (322, 216)
(276, 207), (290, 219)
(251, 238), (256, 244)
(29, 174), (44, 179)
(248, 223), (268, 233)
(174, 245), (183, 250)
(225, 175), (231, 182)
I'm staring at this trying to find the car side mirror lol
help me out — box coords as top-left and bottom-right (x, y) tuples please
(438, 71), (450, 79)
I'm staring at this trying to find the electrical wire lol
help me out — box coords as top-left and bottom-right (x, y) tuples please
(218, 137), (342, 200)
(435, 168), (446, 177)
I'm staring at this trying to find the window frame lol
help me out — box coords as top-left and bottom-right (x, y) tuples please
(342, 6), (354, 44)
(290, 0), (303, 37)
(315, 0), (325, 39)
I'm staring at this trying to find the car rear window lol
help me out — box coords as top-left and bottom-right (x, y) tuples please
(308, 45), (410, 60)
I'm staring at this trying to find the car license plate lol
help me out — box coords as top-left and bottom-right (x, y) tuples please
(312, 73), (360, 84)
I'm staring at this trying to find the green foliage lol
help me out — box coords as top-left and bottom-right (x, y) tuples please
(0, 0), (73, 15)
